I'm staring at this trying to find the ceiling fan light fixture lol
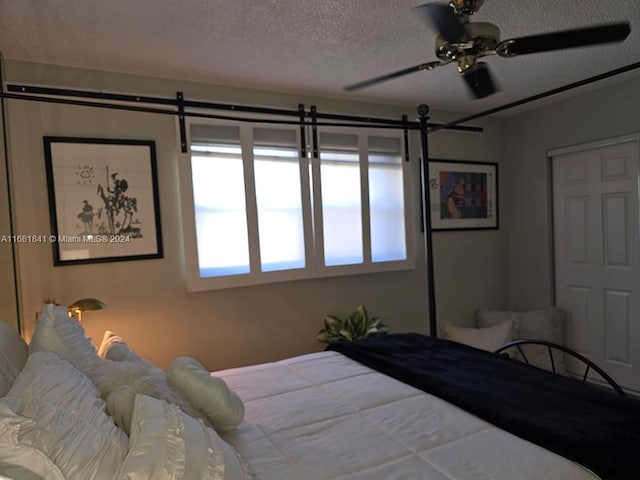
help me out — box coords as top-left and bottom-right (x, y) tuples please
(456, 54), (477, 73)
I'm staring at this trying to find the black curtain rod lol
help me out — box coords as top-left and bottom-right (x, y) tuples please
(428, 60), (640, 134)
(3, 83), (482, 133)
(0, 90), (452, 131)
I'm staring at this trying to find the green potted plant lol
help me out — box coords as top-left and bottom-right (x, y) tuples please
(316, 305), (389, 344)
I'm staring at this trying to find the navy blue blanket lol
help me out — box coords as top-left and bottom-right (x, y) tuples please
(328, 333), (640, 480)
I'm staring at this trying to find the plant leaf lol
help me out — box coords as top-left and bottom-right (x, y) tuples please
(324, 315), (341, 329)
(316, 331), (330, 343)
(320, 305), (387, 343)
(339, 329), (352, 341)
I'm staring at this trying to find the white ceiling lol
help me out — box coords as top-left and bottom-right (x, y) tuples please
(0, 0), (638, 116)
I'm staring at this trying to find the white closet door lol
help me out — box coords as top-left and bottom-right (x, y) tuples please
(552, 139), (640, 392)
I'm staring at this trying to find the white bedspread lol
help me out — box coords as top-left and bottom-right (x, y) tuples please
(215, 351), (599, 480)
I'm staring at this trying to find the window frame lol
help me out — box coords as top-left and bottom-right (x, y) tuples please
(312, 126), (415, 279)
(178, 117), (415, 292)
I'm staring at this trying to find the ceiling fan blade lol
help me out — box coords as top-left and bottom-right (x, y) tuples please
(497, 22), (631, 57)
(343, 62), (440, 91)
(414, 3), (468, 43)
(461, 63), (498, 99)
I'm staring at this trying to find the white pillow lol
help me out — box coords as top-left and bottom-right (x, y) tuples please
(8, 351), (104, 422)
(29, 303), (100, 378)
(93, 358), (198, 435)
(98, 330), (144, 363)
(106, 385), (138, 433)
(119, 394), (253, 480)
(0, 403), (65, 480)
(0, 351), (128, 480)
(476, 307), (567, 373)
(0, 320), (28, 396)
(442, 320), (513, 353)
(168, 356), (245, 432)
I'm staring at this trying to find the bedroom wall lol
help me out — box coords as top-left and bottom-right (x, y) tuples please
(505, 74), (640, 310)
(2, 60), (508, 370)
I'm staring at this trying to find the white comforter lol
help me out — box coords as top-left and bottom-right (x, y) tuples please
(215, 351), (599, 480)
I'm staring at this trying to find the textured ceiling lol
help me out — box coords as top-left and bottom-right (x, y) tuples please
(0, 0), (638, 116)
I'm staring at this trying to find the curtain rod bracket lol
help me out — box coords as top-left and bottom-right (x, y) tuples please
(176, 91), (187, 153)
(402, 114), (410, 162)
(310, 106), (318, 158)
(298, 104), (307, 158)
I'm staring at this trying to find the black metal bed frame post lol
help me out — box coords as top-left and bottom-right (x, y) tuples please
(0, 54), (22, 335)
(418, 105), (438, 338)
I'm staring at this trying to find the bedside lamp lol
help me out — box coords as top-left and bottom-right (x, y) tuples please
(68, 298), (106, 322)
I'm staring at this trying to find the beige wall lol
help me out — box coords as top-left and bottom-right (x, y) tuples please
(505, 74), (640, 310)
(428, 114), (509, 325)
(3, 60), (508, 370)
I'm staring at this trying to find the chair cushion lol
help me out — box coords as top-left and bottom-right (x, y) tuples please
(441, 320), (513, 353)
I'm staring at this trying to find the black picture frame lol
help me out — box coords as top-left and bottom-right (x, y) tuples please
(43, 137), (163, 265)
(427, 159), (499, 231)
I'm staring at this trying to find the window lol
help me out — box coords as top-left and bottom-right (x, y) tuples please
(180, 119), (414, 291)
(191, 125), (250, 277)
(368, 136), (407, 262)
(253, 129), (306, 272)
(318, 132), (363, 266)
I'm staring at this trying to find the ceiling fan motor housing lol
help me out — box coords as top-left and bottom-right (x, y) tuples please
(435, 22), (501, 65)
(449, 0), (485, 16)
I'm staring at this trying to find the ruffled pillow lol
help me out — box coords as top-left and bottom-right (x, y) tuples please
(0, 351), (127, 480)
(93, 358), (199, 435)
(98, 330), (144, 363)
(0, 320), (27, 396)
(105, 385), (138, 434)
(0, 404), (66, 480)
(168, 356), (244, 432)
(119, 394), (253, 479)
(97, 331), (244, 434)
(29, 303), (100, 378)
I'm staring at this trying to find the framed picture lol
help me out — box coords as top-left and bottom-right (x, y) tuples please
(44, 137), (163, 265)
(428, 159), (498, 231)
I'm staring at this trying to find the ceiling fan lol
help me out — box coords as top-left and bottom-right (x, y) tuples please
(344, 0), (631, 99)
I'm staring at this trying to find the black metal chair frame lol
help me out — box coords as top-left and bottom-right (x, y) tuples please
(494, 339), (626, 397)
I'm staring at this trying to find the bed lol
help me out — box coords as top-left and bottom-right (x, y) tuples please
(1, 305), (639, 479)
(217, 352), (597, 480)
(217, 335), (640, 480)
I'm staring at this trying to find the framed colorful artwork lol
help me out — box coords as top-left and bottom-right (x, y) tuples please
(428, 159), (498, 231)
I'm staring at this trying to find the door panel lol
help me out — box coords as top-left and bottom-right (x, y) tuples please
(553, 140), (640, 392)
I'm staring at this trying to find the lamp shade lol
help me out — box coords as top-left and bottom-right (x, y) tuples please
(68, 298), (106, 312)
(67, 298), (106, 321)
